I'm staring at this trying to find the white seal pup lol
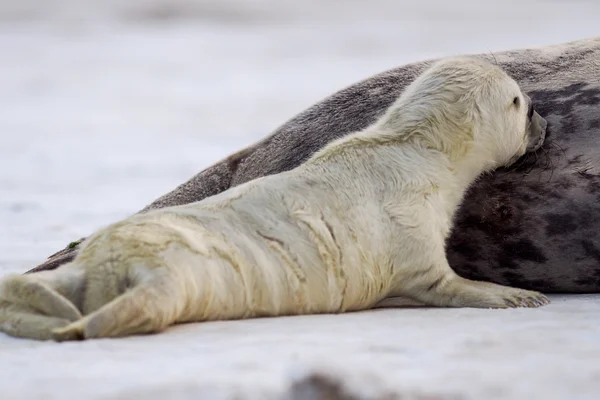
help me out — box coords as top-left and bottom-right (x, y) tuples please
(0, 58), (549, 341)
(30, 38), (600, 294)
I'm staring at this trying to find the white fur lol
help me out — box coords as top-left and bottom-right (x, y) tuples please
(0, 57), (548, 341)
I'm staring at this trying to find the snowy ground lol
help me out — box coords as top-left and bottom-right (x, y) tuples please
(1, 1), (599, 399)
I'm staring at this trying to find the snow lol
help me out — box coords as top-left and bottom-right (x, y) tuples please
(1, 1), (599, 398)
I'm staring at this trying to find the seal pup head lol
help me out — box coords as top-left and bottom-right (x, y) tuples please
(373, 57), (546, 171)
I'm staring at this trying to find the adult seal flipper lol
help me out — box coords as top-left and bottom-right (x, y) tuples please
(27, 37), (600, 294)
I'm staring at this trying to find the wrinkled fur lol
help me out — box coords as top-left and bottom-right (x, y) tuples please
(0, 58), (548, 341)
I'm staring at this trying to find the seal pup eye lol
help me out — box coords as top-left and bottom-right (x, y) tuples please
(513, 96), (520, 107)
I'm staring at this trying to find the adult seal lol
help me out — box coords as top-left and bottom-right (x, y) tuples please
(0, 58), (548, 340)
(27, 37), (600, 293)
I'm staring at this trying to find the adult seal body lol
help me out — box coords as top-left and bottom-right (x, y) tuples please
(28, 37), (600, 293)
(0, 58), (548, 340)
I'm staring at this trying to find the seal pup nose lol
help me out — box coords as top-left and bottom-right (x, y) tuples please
(523, 94), (547, 152)
(527, 109), (547, 152)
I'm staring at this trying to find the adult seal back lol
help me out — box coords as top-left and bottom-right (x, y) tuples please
(27, 37), (600, 294)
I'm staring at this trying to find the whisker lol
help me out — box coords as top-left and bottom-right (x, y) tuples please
(541, 146), (555, 183)
(488, 51), (498, 66)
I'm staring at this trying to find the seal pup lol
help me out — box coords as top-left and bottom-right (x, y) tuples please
(0, 58), (548, 341)
(28, 37), (599, 294)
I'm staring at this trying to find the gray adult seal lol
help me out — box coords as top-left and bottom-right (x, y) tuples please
(27, 37), (600, 294)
